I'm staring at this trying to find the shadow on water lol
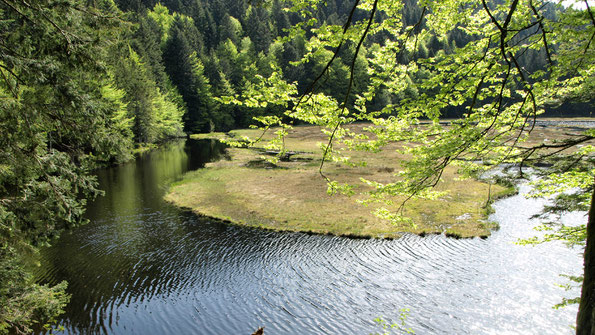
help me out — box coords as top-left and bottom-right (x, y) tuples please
(34, 139), (228, 333)
(34, 139), (583, 334)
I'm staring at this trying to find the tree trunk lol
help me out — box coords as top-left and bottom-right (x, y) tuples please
(577, 178), (595, 334)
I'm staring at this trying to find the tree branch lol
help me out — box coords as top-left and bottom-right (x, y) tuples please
(295, 0), (361, 108)
(319, 0), (379, 181)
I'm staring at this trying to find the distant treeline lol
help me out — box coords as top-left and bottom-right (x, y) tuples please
(112, 0), (590, 137)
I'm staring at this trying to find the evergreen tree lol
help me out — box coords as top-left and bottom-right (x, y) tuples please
(219, 14), (244, 46)
(0, 0), (136, 331)
(112, 46), (184, 143)
(188, 52), (217, 132)
(114, 48), (158, 143)
(133, 14), (170, 90)
(189, 1), (218, 49)
(216, 38), (243, 87)
(244, 6), (273, 53)
(271, 0), (291, 37)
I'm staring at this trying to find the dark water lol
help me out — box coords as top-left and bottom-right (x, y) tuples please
(35, 139), (583, 334)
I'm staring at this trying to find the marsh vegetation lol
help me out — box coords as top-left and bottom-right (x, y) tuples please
(169, 124), (518, 238)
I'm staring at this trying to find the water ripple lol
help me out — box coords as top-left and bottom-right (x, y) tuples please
(33, 140), (582, 335)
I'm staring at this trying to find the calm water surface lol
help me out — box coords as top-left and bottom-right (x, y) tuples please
(35, 139), (584, 334)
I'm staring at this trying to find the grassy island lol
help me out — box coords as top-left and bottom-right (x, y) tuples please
(165, 125), (517, 239)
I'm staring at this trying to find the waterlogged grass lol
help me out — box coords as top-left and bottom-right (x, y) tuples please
(167, 125), (515, 238)
(190, 132), (229, 140)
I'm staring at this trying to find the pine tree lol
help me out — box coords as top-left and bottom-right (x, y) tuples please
(244, 6), (273, 53)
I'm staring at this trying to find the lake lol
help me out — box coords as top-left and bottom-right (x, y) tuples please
(35, 138), (583, 334)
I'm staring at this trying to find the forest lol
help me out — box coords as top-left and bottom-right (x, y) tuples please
(1, 0), (593, 333)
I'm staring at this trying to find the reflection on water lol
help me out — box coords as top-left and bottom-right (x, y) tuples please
(35, 140), (583, 334)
